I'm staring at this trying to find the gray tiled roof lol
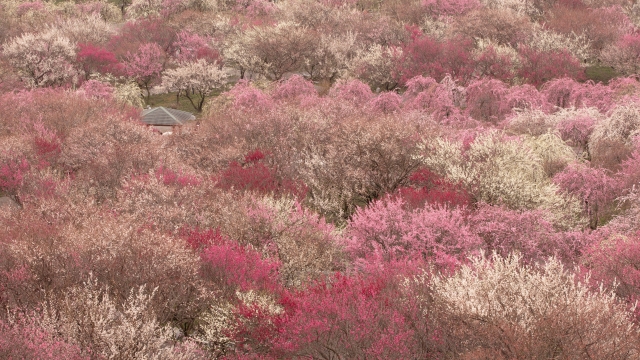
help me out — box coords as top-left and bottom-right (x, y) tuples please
(141, 107), (196, 126)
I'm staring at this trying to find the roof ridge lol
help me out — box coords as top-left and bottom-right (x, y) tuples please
(141, 107), (195, 126)
(158, 106), (183, 125)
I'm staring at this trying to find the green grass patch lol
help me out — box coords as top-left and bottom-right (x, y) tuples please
(585, 66), (618, 84)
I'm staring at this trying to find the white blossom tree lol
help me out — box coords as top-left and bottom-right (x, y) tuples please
(300, 32), (357, 83)
(114, 80), (145, 108)
(52, 14), (116, 45)
(2, 29), (77, 88)
(162, 59), (226, 112)
(348, 44), (401, 91)
(223, 22), (316, 81)
(416, 253), (640, 358)
(528, 24), (593, 64)
(417, 131), (584, 227)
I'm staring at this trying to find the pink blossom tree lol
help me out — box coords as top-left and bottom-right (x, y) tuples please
(108, 19), (177, 57)
(0, 320), (87, 359)
(0, 156), (29, 205)
(402, 75), (463, 122)
(601, 33), (640, 76)
(328, 79), (374, 105)
(504, 84), (548, 111)
(617, 146), (640, 193)
(556, 112), (597, 157)
(271, 75), (318, 105)
(226, 81), (274, 113)
(468, 204), (590, 263)
(541, 77), (584, 110)
(553, 164), (619, 229)
(171, 30), (221, 64)
(465, 78), (510, 124)
(540, 78), (613, 112)
(368, 91), (403, 114)
(581, 231), (640, 319)
(77, 79), (114, 100)
(122, 42), (165, 101)
(346, 197), (482, 270)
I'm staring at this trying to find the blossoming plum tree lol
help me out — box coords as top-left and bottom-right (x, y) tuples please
(2, 29), (77, 87)
(418, 131), (584, 226)
(346, 197), (482, 270)
(424, 253), (640, 358)
(271, 270), (439, 359)
(162, 59), (226, 112)
(122, 42), (165, 101)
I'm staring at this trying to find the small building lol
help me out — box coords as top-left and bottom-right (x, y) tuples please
(141, 107), (196, 134)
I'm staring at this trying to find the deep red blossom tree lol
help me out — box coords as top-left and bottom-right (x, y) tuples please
(396, 30), (474, 84)
(472, 46), (515, 83)
(215, 150), (307, 200)
(76, 43), (120, 80)
(270, 270), (439, 359)
(517, 47), (585, 87)
(155, 166), (201, 187)
(198, 231), (282, 296)
(390, 168), (471, 210)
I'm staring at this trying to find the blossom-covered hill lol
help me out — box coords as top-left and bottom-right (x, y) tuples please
(2, 0), (640, 358)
